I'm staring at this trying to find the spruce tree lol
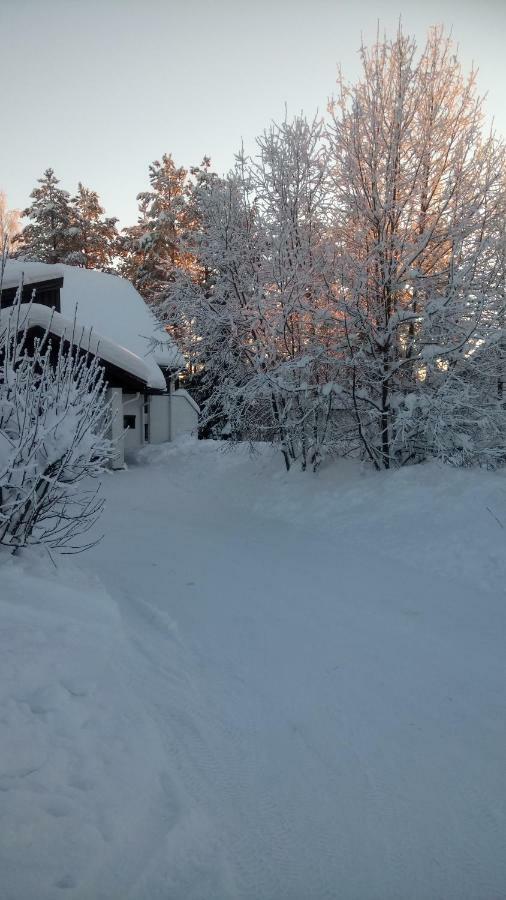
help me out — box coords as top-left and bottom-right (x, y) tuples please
(15, 168), (73, 264)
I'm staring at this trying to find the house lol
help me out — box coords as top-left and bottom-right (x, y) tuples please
(0, 260), (199, 468)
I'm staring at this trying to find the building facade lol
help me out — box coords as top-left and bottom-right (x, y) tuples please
(0, 261), (199, 468)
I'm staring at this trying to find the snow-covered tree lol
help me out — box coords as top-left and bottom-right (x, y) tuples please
(0, 192), (21, 250)
(161, 119), (339, 468)
(0, 288), (112, 552)
(147, 27), (506, 472)
(66, 183), (119, 270)
(246, 115), (340, 468)
(15, 173), (119, 271)
(119, 154), (195, 303)
(14, 168), (73, 264)
(327, 26), (506, 468)
(160, 166), (262, 440)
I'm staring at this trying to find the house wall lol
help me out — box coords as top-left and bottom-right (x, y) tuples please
(122, 393), (144, 453)
(117, 388), (199, 455)
(107, 387), (125, 470)
(148, 394), (170, 444)
(171, 389), (199, 439)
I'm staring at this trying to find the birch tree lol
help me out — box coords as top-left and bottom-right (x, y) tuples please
(162, 118), (338, 468)
(327, 26), (506, 467)
(158, 27), (506, 471)
(247, 115), (339, 469)
(0, 192), (21, 249)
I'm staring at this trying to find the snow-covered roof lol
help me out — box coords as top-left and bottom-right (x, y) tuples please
(1, 260), (185, 388)
(172, 388), (200, 414)
(0, 302), (167, 390)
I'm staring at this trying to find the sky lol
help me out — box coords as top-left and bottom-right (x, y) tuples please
(2, 0), (506, 227)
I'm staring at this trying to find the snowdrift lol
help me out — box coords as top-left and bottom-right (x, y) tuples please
(0, 553), (171, 899)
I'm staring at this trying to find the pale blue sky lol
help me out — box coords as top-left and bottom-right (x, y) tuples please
(2, 0), (505, 226)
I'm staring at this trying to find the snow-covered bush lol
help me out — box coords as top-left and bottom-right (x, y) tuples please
(0, 293), (112, 552)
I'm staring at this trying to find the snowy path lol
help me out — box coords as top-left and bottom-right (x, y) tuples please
(81, 441), (506, 899)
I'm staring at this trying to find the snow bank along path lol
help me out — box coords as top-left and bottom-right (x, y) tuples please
(3, 438), (506, 898)
(0, 556), (180, 899)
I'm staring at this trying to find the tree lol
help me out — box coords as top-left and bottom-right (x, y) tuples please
(66, 183), (119, 270)
(0, 192), (21, 250)
(159, 166), (262, 440)
(162, 120), (338, 468)
(247, 115), (338, 469)
(327, 26), (506, 468)
(119, 154), (195, 303)
(148, 27), (506, 472)
(14, 168), (73, 264)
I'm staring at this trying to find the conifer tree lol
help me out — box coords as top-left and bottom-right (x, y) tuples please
(14, 168), (73, 264)
(119, 154), (194, 303)
(67, 183), (119, 270)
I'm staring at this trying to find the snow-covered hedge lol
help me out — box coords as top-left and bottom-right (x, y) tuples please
(0, 294), (111, 552)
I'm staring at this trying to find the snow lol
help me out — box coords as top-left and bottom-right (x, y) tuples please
(0, 554), (178, 899)
(171, 387), (200, 413)
(1, 260), (185, 386)
(2, 440), (506, 898)
(0, 302), (166, 390)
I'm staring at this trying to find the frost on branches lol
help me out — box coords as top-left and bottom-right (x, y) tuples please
(13, 169), (119, 270)
(162, 119), (342, 470)
(161, 27), (506, 471)
(0, 288), (112, 552)
(119, 154), (197, 302)
(327, 26), (506, 468)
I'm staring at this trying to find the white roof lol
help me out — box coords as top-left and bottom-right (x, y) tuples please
(0, 302), (167, 389)
(1, 260), (184, 388)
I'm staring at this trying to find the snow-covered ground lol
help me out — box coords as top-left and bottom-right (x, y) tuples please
(2, 438), (506, 899)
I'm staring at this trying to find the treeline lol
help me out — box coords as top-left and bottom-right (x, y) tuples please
(10, 156), (200, 283)
(11, 27), (506, 471)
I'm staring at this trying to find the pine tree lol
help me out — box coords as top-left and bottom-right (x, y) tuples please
(67, 183), (119, 270)
(119, 154), (194, 303)
(14, 168), (73, 264)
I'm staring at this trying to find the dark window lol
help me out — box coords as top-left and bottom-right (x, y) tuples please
(124, 415), (136, 430)
(0, 278), (63, 312)
(144, 423), (149, 442)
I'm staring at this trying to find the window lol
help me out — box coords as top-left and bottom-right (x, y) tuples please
(144, 423), (149, 442)
(124, 415), (136, 430)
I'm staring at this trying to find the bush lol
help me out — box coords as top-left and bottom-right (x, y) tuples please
(0, 295), (112, 552)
